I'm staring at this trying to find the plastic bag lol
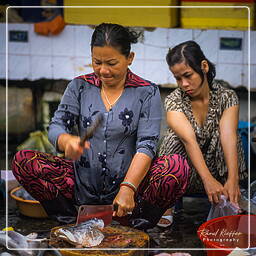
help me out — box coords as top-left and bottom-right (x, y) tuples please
(0, 230), (48, 256)
(17, 130), (56, 155)
(207, 195), (240, 221)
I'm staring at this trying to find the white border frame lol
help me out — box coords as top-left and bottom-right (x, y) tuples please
(5, 5), (252, 253)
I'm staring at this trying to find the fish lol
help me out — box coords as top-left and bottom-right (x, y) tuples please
(52, 218), (105, 248)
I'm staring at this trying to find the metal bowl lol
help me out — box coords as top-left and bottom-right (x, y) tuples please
(10, 186), (48, 218)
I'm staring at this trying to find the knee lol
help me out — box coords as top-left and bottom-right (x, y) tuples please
(163, 154), (190, 185)
(12, 149), (31, 163)
(12, 150), (34, 175)
(173, 154), (190, 175)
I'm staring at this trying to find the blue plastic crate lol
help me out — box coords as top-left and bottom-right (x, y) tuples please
(238, 121), (256, 168)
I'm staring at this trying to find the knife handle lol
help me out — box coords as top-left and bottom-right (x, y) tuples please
(79, 113), (103, 147)
(113, 203), (118, 212)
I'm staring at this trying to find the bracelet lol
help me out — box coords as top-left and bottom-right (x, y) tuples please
(120, 181), (137, 193)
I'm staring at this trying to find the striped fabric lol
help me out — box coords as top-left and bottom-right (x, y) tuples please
(12, 150), (190, 210)
(75, 69), (153, 88)
(12, 150), (75, 201)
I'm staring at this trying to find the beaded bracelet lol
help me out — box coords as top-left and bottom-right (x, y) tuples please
(120, 181), (137, 193)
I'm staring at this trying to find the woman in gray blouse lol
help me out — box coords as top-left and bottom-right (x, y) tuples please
(12, 23), (190, 230)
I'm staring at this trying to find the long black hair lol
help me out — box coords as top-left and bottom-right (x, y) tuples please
(166, 40), (216, 88)
(91, 23), (140, 57)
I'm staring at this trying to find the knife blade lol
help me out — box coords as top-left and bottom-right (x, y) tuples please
(76, 204), (117, 226)
(79, 113), (103, 147)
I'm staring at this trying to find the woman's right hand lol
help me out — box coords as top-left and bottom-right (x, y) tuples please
(202, 176), (225, 204)
(58, 134), (90, 160)
(113, 186), (135, 217)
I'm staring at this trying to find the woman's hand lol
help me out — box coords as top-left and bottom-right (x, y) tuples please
(58, 134), (90, 160)
(223, 179), (240, 206)
(113, 186), (135, 217)
(202, 176), (225, 204)
(112, 152), (151, 217)
(166, 111), (226, 205)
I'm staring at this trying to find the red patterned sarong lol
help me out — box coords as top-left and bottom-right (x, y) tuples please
(12, 150), (190, 209)
(12, 150), (74, 201)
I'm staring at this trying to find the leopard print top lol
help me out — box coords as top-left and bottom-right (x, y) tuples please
(158, 82), (247, 194)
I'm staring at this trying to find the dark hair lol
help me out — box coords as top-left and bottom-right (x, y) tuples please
(166, 40), (216, 87)
(91, 23), (140, 57)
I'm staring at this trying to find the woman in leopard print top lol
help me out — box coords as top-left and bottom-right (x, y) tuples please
(159, 41), (247, 205)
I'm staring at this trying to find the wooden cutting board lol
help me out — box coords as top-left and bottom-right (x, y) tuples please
(50, 224), (149, 256)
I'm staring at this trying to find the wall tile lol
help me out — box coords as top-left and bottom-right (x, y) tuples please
(251, 31), (256, 65)
(130, 59), (145, 79)
(52, 56), (75, 80)
(167, 72), (177, 86)
(243, 31), (249, 65)
(8, 24), (30, 55)
(218, 30), (244, 64)
(74, 25), (93, 58)
(242, 64), (256, 90)
(241, 64), (249, 88)
(4, 24), (253, 87)
(243, 31), (256, 65)
(168, 28), (193, 48)
(250, 65), (256, 90)
(31, 56), (52, 80)
(144, 45), (167, 61)
(0, 24), (6, 54)
(144, 60), (169, 85)
(144, 28), (168, 47)
(52, 26), (75, 57)
(215, 63), (242, 87)
(193, 29), (219, 64)
(8, 55), (30, 80)
(0, 54), (5, 79)
(30, 27), (52, 56)
(132, 42), (144, 60)
(74, 57), (93, 77)
(144, 28), (169, 60)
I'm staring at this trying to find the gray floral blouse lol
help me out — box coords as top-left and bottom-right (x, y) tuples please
(158, 82), (247, 194)
(48, 69), (162, 205)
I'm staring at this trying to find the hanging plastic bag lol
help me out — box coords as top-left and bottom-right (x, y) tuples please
(207, 195), (240, 221)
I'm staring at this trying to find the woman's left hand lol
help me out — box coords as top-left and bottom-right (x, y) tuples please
(223, 179), (241, 206)
(112, 186), (135, 217)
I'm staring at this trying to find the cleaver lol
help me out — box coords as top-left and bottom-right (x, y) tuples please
(76, 204), (117, 226)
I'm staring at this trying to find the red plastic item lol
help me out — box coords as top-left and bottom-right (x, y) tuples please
(197, 215), (256, 256)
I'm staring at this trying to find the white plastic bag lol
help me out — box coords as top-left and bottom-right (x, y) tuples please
(207, 195), (240, 221)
